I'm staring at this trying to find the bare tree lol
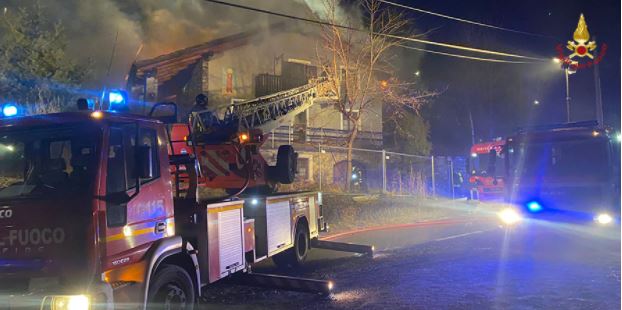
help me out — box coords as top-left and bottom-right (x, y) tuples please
(318, 0), (435, 190)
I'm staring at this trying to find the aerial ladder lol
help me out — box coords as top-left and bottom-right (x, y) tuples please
(159, 78), (333, 195)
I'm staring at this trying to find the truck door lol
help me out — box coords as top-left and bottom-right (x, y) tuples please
(103, 123), (174, 271)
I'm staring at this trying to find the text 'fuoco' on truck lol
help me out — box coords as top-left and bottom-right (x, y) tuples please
(0, 79), (373, 309)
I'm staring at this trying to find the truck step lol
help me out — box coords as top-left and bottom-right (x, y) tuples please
(229, 272), (333, 295)
(310, 239), (374, 256)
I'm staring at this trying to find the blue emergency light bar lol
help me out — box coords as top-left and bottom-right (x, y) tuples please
(2, 104), (18, 117)
(108, 90), (126, 105)
(105, 89), (130, 112)
(526, 201), (543, 213)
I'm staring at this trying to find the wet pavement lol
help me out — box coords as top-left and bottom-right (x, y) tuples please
(201, 216), (620, 309)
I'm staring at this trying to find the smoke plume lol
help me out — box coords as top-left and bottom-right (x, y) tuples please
(2, 0), (353, 87)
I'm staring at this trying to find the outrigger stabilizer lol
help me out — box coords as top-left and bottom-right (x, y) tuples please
(229, 272), (334, 295)
(311, 239), (375, 256)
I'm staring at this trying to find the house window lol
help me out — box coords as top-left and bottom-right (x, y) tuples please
(340, 110), (361, 131)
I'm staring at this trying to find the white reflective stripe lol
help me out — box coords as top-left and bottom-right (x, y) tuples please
(200, 156), (226, 176)
(207, 150), (229, 171)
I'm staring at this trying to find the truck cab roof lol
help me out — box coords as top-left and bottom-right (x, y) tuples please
(508, 121), (613, 144)
(0, 111), (161, 130)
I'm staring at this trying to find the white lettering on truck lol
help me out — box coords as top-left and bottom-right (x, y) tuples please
(0, 209), (12, 218)
(0, 228), (65, 247)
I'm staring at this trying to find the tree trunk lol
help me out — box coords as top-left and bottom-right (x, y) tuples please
(345, 124), (359, 191)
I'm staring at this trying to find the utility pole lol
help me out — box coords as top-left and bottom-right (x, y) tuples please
(562, 60), (577, 123)
(565, 68), (571, 123)
(593, 41), (604, 127)
(468, 108), (475, 145)
(381, 150), (387, 193)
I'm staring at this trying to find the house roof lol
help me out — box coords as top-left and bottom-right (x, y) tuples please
(130, 23), (287, 85)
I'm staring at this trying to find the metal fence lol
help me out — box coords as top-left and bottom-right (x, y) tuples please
(261, 135), (468, 198)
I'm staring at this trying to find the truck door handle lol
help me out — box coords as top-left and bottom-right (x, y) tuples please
(155, 222), (166, 234)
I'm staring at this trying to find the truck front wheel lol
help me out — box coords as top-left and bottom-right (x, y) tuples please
(148, 264), (195, 310)
(272, 223), (309, 269)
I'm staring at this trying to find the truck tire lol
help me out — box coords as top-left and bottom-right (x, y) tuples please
(275, 145), (297, 184)
(148, 264), (195, 310)
(272, 223), (309, 269)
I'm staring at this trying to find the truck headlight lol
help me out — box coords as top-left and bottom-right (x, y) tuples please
(595, 213), (613, 225)
(46, 295), (90, 310)
(498, 208), (522, 225)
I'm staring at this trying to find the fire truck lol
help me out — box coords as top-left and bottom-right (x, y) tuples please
(503, 121), (620, 225)
(467, 139), (505, 201)
(0, 80), (371, 309)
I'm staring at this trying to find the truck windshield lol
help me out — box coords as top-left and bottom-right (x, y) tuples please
(470, 151), (504, 177)
(509, 138), (609, 182)
(0, 125), (100, 200)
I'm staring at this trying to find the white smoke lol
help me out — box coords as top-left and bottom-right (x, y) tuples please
(2, 0), (359, 87)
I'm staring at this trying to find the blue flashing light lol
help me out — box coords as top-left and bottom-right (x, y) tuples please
(2, 104), (18, 117)
(351, 173), (358, 180)
(526, 201), (543, 213)
(108, 91), (125, 105)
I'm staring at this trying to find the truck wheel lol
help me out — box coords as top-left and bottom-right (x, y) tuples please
(272, 223), (309, 269)
(275, 145), (297, 184)
(148, 264), (195, 310)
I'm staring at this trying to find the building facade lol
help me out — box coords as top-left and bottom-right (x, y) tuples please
(127, 25), (383, 190)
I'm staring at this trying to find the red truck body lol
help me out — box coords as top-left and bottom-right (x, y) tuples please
(468, 140), (506, 201)
(0, 111), (326, 309)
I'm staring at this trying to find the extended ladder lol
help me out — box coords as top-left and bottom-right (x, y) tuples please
(191, 78), (332, 137)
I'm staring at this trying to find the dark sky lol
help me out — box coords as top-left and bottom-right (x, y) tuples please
(4, 0), (617, 156)
(389, 0), (620, 154)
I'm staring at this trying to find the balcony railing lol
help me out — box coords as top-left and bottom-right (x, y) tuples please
(265, 125), (383, 148)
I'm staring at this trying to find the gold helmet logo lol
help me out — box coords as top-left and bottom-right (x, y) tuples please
(567, 14), (597, 59)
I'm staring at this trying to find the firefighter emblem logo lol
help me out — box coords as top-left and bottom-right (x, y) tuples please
(555, 13), (607, 71)
(566, 14), (596, 59)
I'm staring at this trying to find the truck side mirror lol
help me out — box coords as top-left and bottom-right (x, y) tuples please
(136, 145), (153, 179)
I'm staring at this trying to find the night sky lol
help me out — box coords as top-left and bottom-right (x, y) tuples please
(3, 0), (618, 156)
(391, 0), (620, 154)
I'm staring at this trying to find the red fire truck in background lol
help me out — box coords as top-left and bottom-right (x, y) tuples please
(0, 83), (370, 309)
(467, 139), (506, 201)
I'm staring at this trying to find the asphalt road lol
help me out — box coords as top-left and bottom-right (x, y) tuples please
(202, 217), (621, 309)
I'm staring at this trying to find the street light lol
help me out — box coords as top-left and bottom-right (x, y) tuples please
(533, 100), (540, 105)
(414, 70), (421, 77)
(557, 59), (578, 123)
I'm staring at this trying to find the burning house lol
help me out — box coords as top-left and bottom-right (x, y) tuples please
(126, 24), (383, 189)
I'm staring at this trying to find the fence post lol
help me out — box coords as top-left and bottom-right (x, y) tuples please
(381, 149), (387, 193)
(449, 158), (455, 199)
(431, 155), (436, 198)
(318, 143), (322, 192)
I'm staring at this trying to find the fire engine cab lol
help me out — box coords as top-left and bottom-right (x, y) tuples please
(504, 121), (620, 224)
(467, 139), (505, 201)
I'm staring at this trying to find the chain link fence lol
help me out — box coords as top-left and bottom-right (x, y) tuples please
(263, 140), (468, 198)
